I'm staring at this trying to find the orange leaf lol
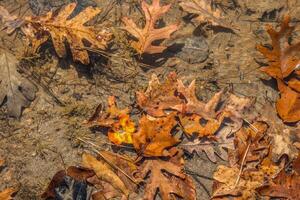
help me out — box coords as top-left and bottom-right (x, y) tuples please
(288, 78), (300, 93)
(122, 0), (178, 54)
(132, 114), (180, 157)
(258, 15), (300, 79)
(0, 188), (16, 200)
(276, 79), (300, 122)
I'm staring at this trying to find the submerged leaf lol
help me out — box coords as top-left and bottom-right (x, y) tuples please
(0, 51), (37, 118)
(122, 0), (178, 54)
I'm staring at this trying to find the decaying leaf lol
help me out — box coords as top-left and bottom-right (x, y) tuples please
(136, 72), (183, 117)
(0, 6), (24, 34)
(82, 153), (130, 197)
(0, 51), (37, 118)
(229, 121), (270, 169)
(179, 113), (221, 137)
(122, 0), (178, 54)
(179, 0), (233, 28)
(258, 169), (300, 200)
(132, 114), (180, 157)
(212, 165), (264, 199)
(182, 126), (234, 163)
(173, 79), (223, 120)
(0, 188), (16, 200)
(260, 100), (299, 161)
(257, 15), (300, 79)
(135, 158), (196, 200)
(23, 3), (111, 64)
(87, 96), (135, 145)
(276, 79), (300, 122)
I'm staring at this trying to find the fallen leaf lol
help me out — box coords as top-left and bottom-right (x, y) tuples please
(179, 0), (233, 28)
(87, 96), (135, 145)
(260, 101), (299, 161)
(288, 78), (300, 93)
(258, 169), (300, 200)
(82, 153), (130, 197)
(23, 3), (111, 64)
(276, 79), (300, 122)
(179, 113), (221, 137)
(136, 72), (183, 117)
(0, 6), (24, 34)
(182, 126), (234, 163)
(257, 15), (300, 79)
(212, 165), (264, 199)
(173, 79), (223, 120)
(122, 0), (178, 54)
(135, 158), (196, 200)
(132, 114), (180, 157)
(0, 188), (16, 200)
(0, 51), (37, 118)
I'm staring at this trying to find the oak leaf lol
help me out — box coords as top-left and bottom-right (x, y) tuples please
(258, 169), (300, 200)
(182, 126), (234, 163)
(257, 15), (300, 79)
(23, 3), (111, 64)
(172, 79), (223, 120)
(87, 96), (135, 145)
(276, 79), (300, 122)
(132, 114), (180, 157)
(179, 0), (232, 28)
(135, 158), (196, 200)
(0, 51), (37, 118)
(122, 0), (178, 54)
(136, 72), (183, 117)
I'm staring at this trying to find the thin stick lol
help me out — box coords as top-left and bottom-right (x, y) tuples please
(235, 142), (251, 186)
(77, 137), (138, 185)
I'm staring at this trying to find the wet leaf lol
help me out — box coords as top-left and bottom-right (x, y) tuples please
(132, 114), (180, 157)
(122, 0), (178, 54)
(23, 3), (111, 64)
(135, 158), (196, 200)
(179, 0), (233, 28)
(0, 51), (37, 118)
(136, 72), (183, 117)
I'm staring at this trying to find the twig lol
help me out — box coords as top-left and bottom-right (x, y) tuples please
(235, 142), (251, 186)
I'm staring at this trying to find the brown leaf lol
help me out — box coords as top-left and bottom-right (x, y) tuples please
(132, 114), (180, 157)
(276, 79), (300, 122)
(172, 79), (223, 119)
(229, 121), (270, 169)
(41, 170), (66, 199)
(136, 158), (196, 200)
(258, 169), (300, 200)
(0, 51), (37, 118)
(23, 3), (111, 64)
(182, 126), (234, 163)
(212, 165), (264, 199)
(0, 6), (24, 34)
(260, 101), (299, 161)
(122, 0), (178, 54)
(179, 0), (233, 29)
(288, 78), (300, 93)
(0, 188), (16, 200)
(136, 72), (183, 117)
(82, 153), (130, 197)
(257, 15), (300, 79)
